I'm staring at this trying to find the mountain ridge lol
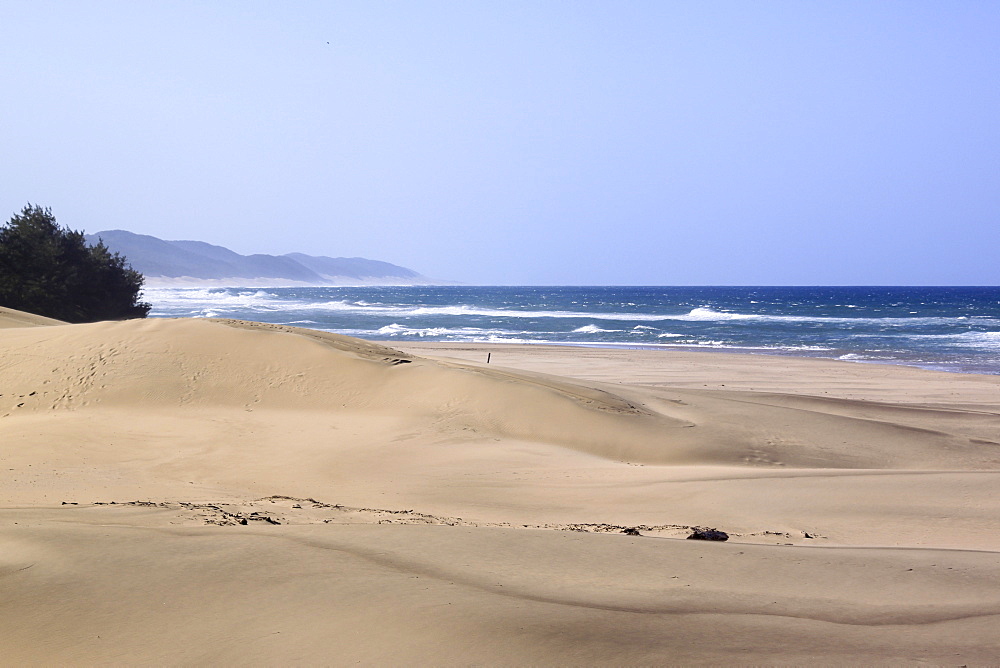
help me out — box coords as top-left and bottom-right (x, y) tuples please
(85, 230), (436, 287)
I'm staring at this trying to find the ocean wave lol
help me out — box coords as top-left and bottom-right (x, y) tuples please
(146, 289), (998, 328)
(837, 353), (900, 361)
(572, 325), (624, 333)
(904, 330), (1000, 351)
(668, 307), (996, 327)
(147, 287), (277, 301)
(371, 324), (528, 339)
(146, 287), (283, 314)
(649, 342), (835, 352)
(336, 326), (837, 353)
(954, 331), (1000, 348)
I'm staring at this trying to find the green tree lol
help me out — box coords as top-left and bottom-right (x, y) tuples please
(0, 204), (150, 322)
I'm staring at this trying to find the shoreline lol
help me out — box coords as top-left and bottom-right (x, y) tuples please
(142, 285), (1000, 377)
(392, 339), (1000, 387)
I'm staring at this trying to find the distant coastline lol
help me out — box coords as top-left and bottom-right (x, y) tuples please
(87, 229), (448, 287)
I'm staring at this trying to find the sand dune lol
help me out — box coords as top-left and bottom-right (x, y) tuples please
(0, 306), (64, 328)
(2, 308), (999, 664)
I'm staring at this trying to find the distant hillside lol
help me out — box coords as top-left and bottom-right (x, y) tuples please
(85, 230), (432, 286)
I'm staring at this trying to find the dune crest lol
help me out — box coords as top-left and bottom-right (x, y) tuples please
(0, 306), (65, 328)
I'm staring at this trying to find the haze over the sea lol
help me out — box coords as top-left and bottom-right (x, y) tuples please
(1, 2), (997, 285)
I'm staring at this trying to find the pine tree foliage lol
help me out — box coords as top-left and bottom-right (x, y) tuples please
(0, 204), (151, 322)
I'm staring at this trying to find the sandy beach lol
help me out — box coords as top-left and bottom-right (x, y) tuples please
(2, 310), (999, 665)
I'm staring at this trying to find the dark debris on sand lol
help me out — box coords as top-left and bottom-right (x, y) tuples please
(687, 527), (729, 541)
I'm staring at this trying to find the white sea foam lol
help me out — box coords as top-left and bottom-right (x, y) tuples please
(903, 330), (1000, 351)
(146, 289), (998, 329)
(371, 324), (527, 339)
(547, 341), (836, 352)
(837, 353), (898, 361)
(653, 341), (835, 351)
(677, 307), (755, 321)
(572, 325), (623, 334)
(954, 331), (1000, 349)
(146, 287), (284, 314)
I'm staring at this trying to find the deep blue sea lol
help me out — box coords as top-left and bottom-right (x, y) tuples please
(146, 286), (1000, 375)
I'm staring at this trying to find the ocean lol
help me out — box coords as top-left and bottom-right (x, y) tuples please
(145, 286), (1000, 375)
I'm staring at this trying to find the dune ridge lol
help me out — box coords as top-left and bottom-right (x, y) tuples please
(2, 307), (999, 664)
(0, 306), (65, 328)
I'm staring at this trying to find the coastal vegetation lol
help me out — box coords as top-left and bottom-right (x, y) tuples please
(0, 204), (150, 322)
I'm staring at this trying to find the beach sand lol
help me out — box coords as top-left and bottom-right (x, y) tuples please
(2, 311), (999, 664)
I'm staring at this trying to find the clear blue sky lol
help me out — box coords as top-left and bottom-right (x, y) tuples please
(1, 1), (997, 285)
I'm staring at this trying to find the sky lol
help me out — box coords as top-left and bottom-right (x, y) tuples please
(1, 1), (997, 285)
